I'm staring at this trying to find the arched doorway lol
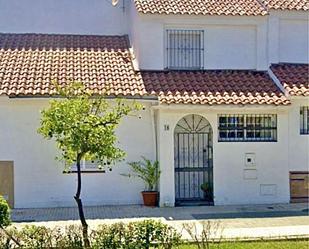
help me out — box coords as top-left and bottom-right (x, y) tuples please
(174, 114), (213, 205)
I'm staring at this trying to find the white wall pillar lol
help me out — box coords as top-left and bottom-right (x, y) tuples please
(256, 20), (269, 70)
(157, 110), (175, 207)
(288, 98), (309, 171)
(268, 15), (280, 64)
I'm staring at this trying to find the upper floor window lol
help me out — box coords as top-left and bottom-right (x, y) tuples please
(166, 29), (204, 70)
(218, 114), (277, 142)
(300, 106), (309, 135)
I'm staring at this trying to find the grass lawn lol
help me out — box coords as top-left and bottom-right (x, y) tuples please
(178, 239), (309, 249)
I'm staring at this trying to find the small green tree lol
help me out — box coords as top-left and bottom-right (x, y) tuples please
(38, 82), (141, 247)
(0, 195), (11, 228)
(0, 195), (21, 247)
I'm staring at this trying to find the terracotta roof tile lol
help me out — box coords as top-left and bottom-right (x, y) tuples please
(261, 0), (309, 10)
(134, 0), (268, 16)
(270, 63), (309, 96)
(0, 33), (289, 105)
(0, 33), (146, 97)
(141, 70), (290, 105)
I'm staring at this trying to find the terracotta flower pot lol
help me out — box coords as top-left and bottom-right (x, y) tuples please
(203, 190), (213, 201)
(141, 191), (158, 207)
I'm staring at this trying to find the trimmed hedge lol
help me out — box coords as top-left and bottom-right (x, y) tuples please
(0, 220), (181, 249)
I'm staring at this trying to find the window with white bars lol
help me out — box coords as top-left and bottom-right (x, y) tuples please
(69, 160), (109, 172)
(218, 114), (277, 142)
(166, 29), (204, 70)
(300, 106), (309, 135)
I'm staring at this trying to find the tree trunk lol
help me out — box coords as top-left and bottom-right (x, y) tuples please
(0, 225), (21, 246)
(74, 153), (90, 248)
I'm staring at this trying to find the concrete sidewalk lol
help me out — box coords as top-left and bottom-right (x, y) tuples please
(11, 203), (309, 240)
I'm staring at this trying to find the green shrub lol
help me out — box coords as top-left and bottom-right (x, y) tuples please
(0, 195), (11, 228)
(132, 220), (181, 249)
(0, 196), (13, 248)
(92, 220), (181, 249)
(0, 228), (11, 249)
(0, 225), (82, 249)
(54, 225), (84, 249)
(0, 226), (25, 249)
(0, 220), (181, 248)
(91, 223), (130, 249)
(17, 225), (54, 249)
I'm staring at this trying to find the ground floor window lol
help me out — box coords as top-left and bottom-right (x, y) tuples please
(218, 114), (277, 142)
(300, 106), (309, 135)
(67, 160), (107, 173)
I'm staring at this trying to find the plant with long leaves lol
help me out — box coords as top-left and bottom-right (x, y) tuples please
(38, 82), (141, 247)
(124, 157), (161, 191)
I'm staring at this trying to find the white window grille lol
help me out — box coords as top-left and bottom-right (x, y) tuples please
(166, 29), (204, 70)
(300, 106), (309, 135)
(69, 160), (105, 172)
(218, 114), (277, 142)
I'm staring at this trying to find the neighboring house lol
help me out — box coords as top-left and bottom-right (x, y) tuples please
(0, 0), (308, 208)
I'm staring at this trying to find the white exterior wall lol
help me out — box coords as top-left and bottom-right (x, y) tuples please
(130, 12), (268, 70)
(268, 10), (309, 64)
(130, 8), (309, 70)
(0, 98), (156, 208)
(0, 0), (129, 35)
(157, 106), (290, 207)
(204, 25), (257, 69)
(288, 98), (309, 172)
(0, 97), (294, 208)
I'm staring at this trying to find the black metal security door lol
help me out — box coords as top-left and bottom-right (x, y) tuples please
(174, 114), (213, 204)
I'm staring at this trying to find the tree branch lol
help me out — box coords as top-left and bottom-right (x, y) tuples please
(0, 225), (21, 246)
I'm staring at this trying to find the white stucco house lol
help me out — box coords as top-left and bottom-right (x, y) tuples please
(0, 0), (308, 209)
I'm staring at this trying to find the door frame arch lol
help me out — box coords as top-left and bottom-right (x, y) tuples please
(173, 114), (213, 205)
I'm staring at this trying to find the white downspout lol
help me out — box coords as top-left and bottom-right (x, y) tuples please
(150, 103), (158, 161)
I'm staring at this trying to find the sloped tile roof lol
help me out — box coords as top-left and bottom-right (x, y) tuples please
(0, 33), (289, 105)
(142, 70), (290, 105)
(0, 33), (146, 97)
(270, 63), (309, 96)
(134, 0), (268, 16)
(261, 0), (309, 11)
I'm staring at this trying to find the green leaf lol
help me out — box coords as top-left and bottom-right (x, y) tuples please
(125, 157), (161, 191)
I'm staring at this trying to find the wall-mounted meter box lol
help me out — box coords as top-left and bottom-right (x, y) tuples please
(245, 153), (256, 167)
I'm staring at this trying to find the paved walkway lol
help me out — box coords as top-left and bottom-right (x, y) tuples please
(11, 203), (309, 240)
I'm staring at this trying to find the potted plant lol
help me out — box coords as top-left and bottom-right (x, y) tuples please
(123, 157), (161, 207)
(200, 182), (213, 201)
